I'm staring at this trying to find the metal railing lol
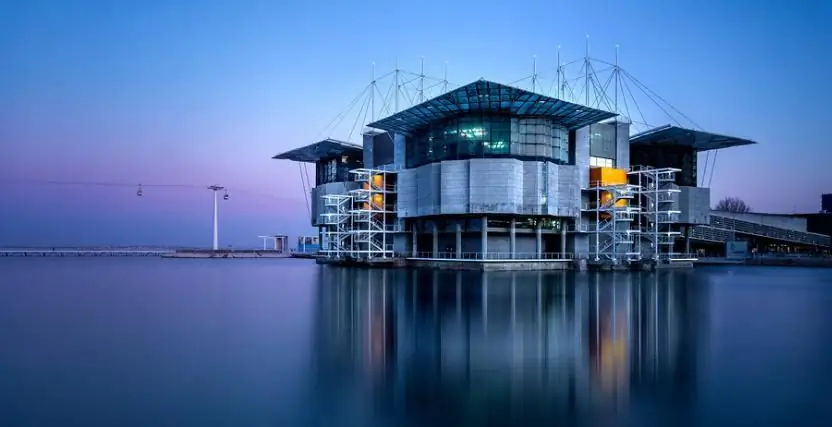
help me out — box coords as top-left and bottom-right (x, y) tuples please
(408, 251), (574, 260)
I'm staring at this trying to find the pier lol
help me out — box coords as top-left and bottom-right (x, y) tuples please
(0, 249), (173, 257)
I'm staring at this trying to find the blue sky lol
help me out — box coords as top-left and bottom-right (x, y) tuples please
(1, 0), (830, 247)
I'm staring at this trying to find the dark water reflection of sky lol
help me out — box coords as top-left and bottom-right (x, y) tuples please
(0, 259), (830, 427)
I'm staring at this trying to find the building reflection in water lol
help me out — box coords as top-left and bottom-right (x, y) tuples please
(311, 267), (709, 427)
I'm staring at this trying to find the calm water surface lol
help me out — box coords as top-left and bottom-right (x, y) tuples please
(1, 258), (830, 426)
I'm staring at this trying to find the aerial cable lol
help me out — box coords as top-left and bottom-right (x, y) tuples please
(1, 178), (296, 202)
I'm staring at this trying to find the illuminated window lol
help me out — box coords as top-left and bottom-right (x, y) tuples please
(590, 156), (614, 168)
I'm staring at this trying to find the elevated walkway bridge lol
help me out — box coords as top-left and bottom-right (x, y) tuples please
(691, 212), (830, 247)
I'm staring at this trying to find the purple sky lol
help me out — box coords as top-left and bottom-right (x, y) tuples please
(1, 0), (830, 247)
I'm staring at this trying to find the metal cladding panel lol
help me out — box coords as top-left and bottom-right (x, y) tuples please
(440, 160), (470, 214)
(310, 181), (358, 226)
(678, 186), (711, 224)
(397, 168), (417, 217)
(589, 123), (617, 160)
(393, 234), (408, 253)
(550, 165), (580, 217)
(469, 159), (523, 213)
(414, 163), (441, 216)
(372, 132), (395, 167)
(401, 159), (582, 217)
(393, 133), (406, 169)
(615, 121), (631, 170)
(574, 126), (591, 189)
(522, 161), (544, 214)
(362, 133), (375, 169)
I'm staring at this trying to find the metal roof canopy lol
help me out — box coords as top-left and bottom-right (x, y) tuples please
(272, 138), (363, 163)
(366, 80), (617, 134)
(629, 125), (757, 152)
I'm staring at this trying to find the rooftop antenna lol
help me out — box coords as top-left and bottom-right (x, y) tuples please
(531, 54), (538, 93)
(418, 56), (425, 103)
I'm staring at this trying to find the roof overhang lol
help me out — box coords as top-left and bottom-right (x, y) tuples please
(272, 138), (363, 163)
(629, 125), (757, 152)
(366, 79), (617, 134)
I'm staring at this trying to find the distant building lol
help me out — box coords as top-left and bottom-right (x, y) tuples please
(822, 193), (832, 213)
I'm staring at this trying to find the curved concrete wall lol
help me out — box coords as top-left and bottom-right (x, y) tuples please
(398, 158), (581, 218)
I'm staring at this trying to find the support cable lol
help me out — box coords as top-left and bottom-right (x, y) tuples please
(297, 163), (311, 218)
(0, 178), (294, 202)
(348, 91), (371, 141)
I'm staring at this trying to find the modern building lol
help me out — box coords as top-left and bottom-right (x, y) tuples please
(274, 79), (793, 266)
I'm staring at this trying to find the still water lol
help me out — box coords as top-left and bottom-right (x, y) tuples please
(0, 258), (830, 426)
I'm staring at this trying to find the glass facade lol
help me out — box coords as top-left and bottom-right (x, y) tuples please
(406, 114), (569, 168)
(315, 155), (363, 185)
(630, 145), (697, 187)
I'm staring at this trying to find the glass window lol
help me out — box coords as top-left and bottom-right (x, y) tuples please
(590, 156), (614, 168)
(406, 114), (571, 168)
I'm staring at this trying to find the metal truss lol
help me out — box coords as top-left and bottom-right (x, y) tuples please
(320, 194), (353, 258)
(629, 166), (682, 260)
(583, 183), (641, 262)
(347, 168), (400, 260)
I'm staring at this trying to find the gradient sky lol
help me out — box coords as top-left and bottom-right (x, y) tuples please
(1, 0), (830, 247)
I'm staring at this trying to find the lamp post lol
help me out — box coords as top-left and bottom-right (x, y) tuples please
(208, 185), (227, 250)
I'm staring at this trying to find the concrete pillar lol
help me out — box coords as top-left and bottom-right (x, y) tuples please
(510, 218), (517, 259)
(684, 225), (691, 254)
(536, 222), (543, 259)
(481, 215), (488, 260)
(561, 222), (567, 257)
(455, 223), (462, 259)
(432, 223), (439, 258)
(412, 227), (418, 256)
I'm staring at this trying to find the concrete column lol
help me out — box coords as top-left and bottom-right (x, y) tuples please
(510, 218), (517, 259)
(455, 223), (462, 259)
(536, 222), (543, 259)
(412, 227), (418, 256)
(481, 215), (488, 260)
(432, 223), (439, 258)
(561, 222), (567, 256)
(684, 225), (691, 254)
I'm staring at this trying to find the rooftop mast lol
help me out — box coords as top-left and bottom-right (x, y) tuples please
(531, 54), (538, 93)
(394, 57), (399, 113)
(418, 56), (425, 103)
(557, 45), (561, 99)
(371, 61), (376, 122)
(585, 34), (590, 106)
(442, 61), (448, 93)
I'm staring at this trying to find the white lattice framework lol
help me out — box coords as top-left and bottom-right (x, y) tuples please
(348, 168), (399, 259)
(320, 194), (353, 258)
(629, 166), (682, 260)
(585, 183), (641, 262)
